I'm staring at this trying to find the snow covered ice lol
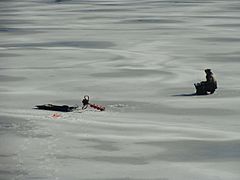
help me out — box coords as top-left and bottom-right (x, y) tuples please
(1, 0), (240, 180)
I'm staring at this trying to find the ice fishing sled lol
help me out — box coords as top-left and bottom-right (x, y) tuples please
(194, 82), (216, 95)
(34, 104), (78, 112)
(81, 95), (105, 111)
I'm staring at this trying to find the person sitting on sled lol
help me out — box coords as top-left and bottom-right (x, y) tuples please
(194, 69), (217, 95)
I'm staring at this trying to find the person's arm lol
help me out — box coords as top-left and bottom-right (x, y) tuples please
(206, 75), (213, 83)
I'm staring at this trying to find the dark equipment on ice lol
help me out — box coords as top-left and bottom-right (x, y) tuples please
(81, 95), (105, 111)
(194, 69), (217, 95)
(35, 104), (78, 112)
(82, 95), (90, 110)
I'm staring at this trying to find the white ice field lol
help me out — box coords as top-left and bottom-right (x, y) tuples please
(1, 0), (240, 180)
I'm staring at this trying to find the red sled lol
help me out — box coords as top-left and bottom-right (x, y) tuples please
(89, 103), (105, 111)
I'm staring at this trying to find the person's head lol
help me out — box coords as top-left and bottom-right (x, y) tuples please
(205, 69), (213, 75)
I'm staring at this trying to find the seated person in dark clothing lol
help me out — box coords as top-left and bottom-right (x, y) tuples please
(194, 69), (217, 95)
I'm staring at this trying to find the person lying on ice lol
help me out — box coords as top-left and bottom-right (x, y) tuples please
(194, 69), (217, 95)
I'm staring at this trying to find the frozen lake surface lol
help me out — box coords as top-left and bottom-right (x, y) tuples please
(1, 0), (240, 179)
